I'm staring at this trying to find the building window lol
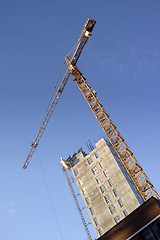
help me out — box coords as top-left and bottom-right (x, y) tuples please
(93, 217), (99, 226)
(113, 189), (118, 197)
(87, 156), (93, 165)
(103, 169), (107, 178)
(91, 166), (98, 175)
(108, 179), (113, 187)
(142, 228), (157, 240)
(114, 215), (120, 224)
(95, 175), (102, 184)
(100, 184), (107, 193)
(131, 221), (160, 240)
(118, 198), (123, 208)
(98, 228), (103, 237)
(78, 178), (83, 186)
(94, 152), (99, 158)
(73, 169), (79, 176)
(151, 221), (160, 238)
(123, 210), (128, 217)
(139, 221), (160, 240)
(99, 161), (103, 169)
(89, 207), (94, 215)
(81, 188), (86, 196)
(109, 204), (116, 214)
(104, 194), (111, 204)
(85, 197), (90, 205)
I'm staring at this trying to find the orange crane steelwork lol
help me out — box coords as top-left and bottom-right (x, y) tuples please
(23, 19), (159, 202)
(23, 19), (96, 169)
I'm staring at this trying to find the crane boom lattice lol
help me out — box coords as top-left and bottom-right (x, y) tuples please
(23, 19), (96, 169)
(23, 70), (70, 169)
(68, 63), (160, 201)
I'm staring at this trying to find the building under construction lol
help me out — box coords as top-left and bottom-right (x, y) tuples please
(61, 138), (145, 238)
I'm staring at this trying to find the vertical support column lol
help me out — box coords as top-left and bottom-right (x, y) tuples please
(69, 65), (159, 201)
(62, 166), (92, 240)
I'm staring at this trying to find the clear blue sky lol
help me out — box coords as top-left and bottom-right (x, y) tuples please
(0, 0), (160, 239)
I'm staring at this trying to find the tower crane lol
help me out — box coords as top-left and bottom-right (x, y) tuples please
(23, 19), (159, 202)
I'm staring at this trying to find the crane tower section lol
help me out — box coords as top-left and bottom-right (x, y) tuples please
(66, 61), (159, 202)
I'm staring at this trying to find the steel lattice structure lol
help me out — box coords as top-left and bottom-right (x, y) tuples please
(23, 18), (159, 203)
(23, 19), (96, 169)
(66, 63), (160, 201)
(62, 166), (92, 240)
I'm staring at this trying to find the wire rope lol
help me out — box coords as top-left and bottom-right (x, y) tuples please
(42, 60), (66, 123)
(66, 40), (79, 58)
(42, 38), (80, 124)
(36, 151), (64, 240)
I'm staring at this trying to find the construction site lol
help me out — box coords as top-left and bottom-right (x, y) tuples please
(22, 19), (160, 239)
(1, 2), (160, 240)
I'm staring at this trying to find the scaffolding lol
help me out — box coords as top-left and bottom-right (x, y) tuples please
(62, 166), (92, 240)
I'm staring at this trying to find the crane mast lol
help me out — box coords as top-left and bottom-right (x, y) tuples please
(65, 61), (160, 201)
(23, 19), (96, 169)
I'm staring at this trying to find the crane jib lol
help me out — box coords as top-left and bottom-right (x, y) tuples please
(23, 19), (96, 169)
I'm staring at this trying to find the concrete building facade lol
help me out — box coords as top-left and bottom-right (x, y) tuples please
(66, 138), (144, 237)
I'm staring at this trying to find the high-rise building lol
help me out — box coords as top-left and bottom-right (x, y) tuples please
(62, 138), (145, 238)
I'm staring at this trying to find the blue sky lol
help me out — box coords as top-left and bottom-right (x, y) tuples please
(0, 0), (160, 239)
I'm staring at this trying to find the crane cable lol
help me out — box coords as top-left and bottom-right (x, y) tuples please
(41, 60), (66, 123)
(42, 39), (79, 124)
(66, 40), (79, 59)
(36, 151), (64, 240)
